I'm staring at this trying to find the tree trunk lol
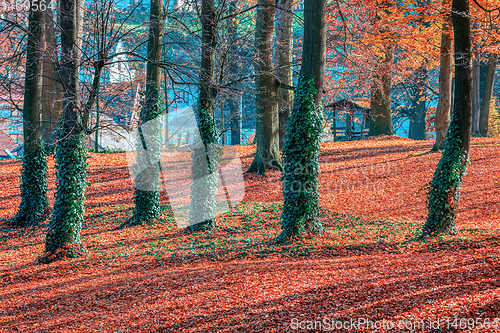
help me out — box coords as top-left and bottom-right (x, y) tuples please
(44, 0), (87, 260)
(41, 9), (59, 150)
(409, 67), (428, 140)
(278, 0), (326, 242)
(479, 53), (498, 137)
(128, 0), (164, 226)
(247, 0), (281, 175)
(188, 0), (219, 231)
(369, 63), (395, 136)
(199, 0), (217, 116)
(369, 4), (395, 137)
(432, 12), (453, 151)
(11, 0), (48, 227)
(471, 54), (481, 136)
(422, 0), (472, 237)
(227, 1), (241, 145)
(276, 0), (294, 149)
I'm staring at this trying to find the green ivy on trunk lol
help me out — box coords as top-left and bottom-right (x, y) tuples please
(187, 106), (220, 231)
(278, 77), (323, 242)
(11, 140), (48, 227)
(43, 132), (87, 261)
(124, 86), (164, 228)
(422, 112), (468, 236)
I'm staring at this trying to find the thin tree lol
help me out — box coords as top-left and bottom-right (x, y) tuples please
(276, 0), (294, 149)
(227, 0), (241, 146)
(11, 0), (49, 228)
(126, 0), (164, 227)
(422, 0), (472, 236)
(471, 48), (481, 136)
(278, 0), (326, 242)
(432, 2), (453, 151)
(479, 53), (498, 136)
(187, 0), (220, 231)
(247, 0), (282, 175)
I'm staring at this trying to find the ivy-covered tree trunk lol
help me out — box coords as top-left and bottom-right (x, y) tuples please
(479, 53), (498, 137)
(422, 0), (472, 237)
(128, 0), (164, 226)
(276, 0), (294, 149)
(432, 10), (453, 151)
(278, 0), (326, 242)
(187, 0), (219, 231)
(12, 0), (48, 228)
(44, 0), (87, 260)
(247, 0), (281, 175)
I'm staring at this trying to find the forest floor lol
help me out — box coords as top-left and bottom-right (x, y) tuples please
(1, 136), (500, 332)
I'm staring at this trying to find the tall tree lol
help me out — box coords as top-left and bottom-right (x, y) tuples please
(44, 0), (87, 259)
(432, 7), (453, 151)
(479, 53), (498, 136)
(41, 9), (61, 150)
(247, 0), (281, 175)
(188, 0), (220, 231)
(422, 0), (472, 237)
(227, 0), (241, 146)
(42, 0), (107, 260)
(368, 2), (395, 137)
(276, 0), (294, 149)
(278, 0), (326, 242)
(11, 0), (48, 227)
(471, 50), (481, 135)
(127, 0), (164, 226)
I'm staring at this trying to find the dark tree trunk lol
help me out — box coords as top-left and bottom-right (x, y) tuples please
(278, 0), (326, 242)
(247, 0), (281, 175)
(368, 4), (395, 137)
(369, 46), (395, 137)
(199, 0), (217, 116)
(11, 0), (48, 227)
(422, 0), (472, 237)
(471, 53), (481, 136)
(276, 0), (294, 149)
(129, 0), (164, 226)
(227, 1), (241, 145)
(409, 67), (428, 140)
(40, 9), (60, 150)
(432, 11), (453, 151)
(188, 0), (220, 231)
(452, 1), (473, 153)
(479, 53), (498, 137)
(44, 0), (87, 260)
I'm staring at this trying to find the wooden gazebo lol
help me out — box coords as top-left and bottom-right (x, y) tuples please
(325, 99), (370, 141)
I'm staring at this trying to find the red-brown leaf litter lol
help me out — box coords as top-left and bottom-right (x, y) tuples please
(1, 137), (500, 332)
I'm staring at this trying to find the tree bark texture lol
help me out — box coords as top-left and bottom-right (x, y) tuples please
(432, 12), (453, 151)
(479, 53), (498, 136)
(12, 0), (49, 227)
(247, 0), (281, 175)
(276, 0), (294, 149)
